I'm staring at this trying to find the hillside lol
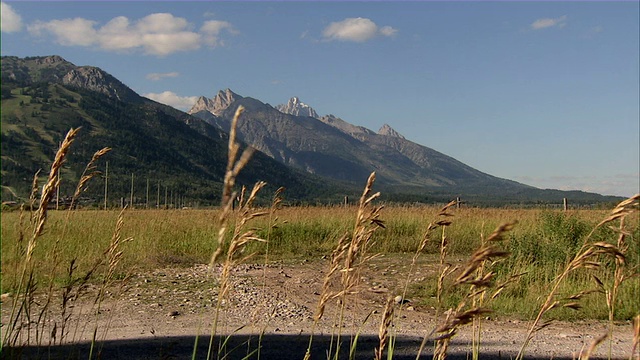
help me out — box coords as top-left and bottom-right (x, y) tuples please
(0, 56), (344, 206)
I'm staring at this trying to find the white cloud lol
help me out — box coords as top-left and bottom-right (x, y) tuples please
(530, 15), (567, 30)
(379, 26), (398, 37)
(137, 13), (189, 33)
(141, 32), (202, 56)
(99, 16), (141, 50)
(27, 12), (236, 56)
(144, 91), (198, 111)
(322, 17), (397, 42)
(146, 72), (180, 81)
(201, 20), (236, 47)
(1, 2), (22, 33)
(29, 18), (98, 46)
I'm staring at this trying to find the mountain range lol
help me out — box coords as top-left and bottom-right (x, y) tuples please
(189, 90), (529, 192)
(1, 55), (622, 206)
(0, 55), (336, 206)
(187, 90), (621, 204)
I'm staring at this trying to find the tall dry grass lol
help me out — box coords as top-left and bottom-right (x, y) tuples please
(187, 105), (279, 360)
(1, 127), (131, 359)
(3, 128), (79, 349)
(516, 194), (640, 360)
(410, 199), (517, 360)
(304, 171), (384, 360)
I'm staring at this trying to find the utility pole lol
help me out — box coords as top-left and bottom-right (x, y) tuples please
(146, 178), (149, 209)
(130, 173), (134, 209)
(104, 161), (108, 210)
(56, 176), (60, 210)
(56, 141), (61, 210)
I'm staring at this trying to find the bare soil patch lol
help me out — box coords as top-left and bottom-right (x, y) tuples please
(2, 256), (635, 359)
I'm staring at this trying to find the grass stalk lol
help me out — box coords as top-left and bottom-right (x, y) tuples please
(187, 105), (268, 360)
(255, 186), (285, 360)
(389, 220), (438, 358)
(415, 220), (515, 360)
(601, 216), (638, 359)
(2, 128), (79, 349)
(415, 200), (458, 359)
(579, 333), (608, 360)
(46, 146), (111, 346)
(374, 297), (394, 360)
(304, 172), (383, 360)
(88, 207), (132, 359)
(516, 194), (639, 360)
(335, 172), (383, 360)
(631, 314), (639, 360)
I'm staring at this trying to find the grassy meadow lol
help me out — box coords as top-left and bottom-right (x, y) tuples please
(2, 204), (638, 322)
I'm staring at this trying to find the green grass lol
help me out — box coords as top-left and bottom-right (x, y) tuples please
(2, 205), (637, 322)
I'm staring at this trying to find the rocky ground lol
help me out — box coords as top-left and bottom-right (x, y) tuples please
(2, 256), (636, 359)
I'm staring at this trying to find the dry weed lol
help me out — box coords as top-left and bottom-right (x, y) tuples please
(517, 194), (640, 360)
(305, 172), (384, 360)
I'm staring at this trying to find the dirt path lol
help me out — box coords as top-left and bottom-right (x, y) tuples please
(2, 257), (636, 359)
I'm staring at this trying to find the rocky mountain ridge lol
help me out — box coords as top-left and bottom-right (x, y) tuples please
(378, 124), (405, 139)
(275, 97), (319, 119)
(190, 88), (242, 117)
(319, 114), (375, 137)
(192, 92), (406, 141)
(188, 89), (529, 191)
(1, 55), (140, 102)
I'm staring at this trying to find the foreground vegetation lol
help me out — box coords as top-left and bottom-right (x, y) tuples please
(2, 110), (638, 359)
(2, 204), (638, 323)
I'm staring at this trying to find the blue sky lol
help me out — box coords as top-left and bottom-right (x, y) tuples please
(2, 1), (638, 197)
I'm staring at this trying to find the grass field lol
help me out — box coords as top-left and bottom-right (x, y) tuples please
(2, 204), (638, 322)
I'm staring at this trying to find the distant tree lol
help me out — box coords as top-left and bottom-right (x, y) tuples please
(0, 84), (13, 99)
